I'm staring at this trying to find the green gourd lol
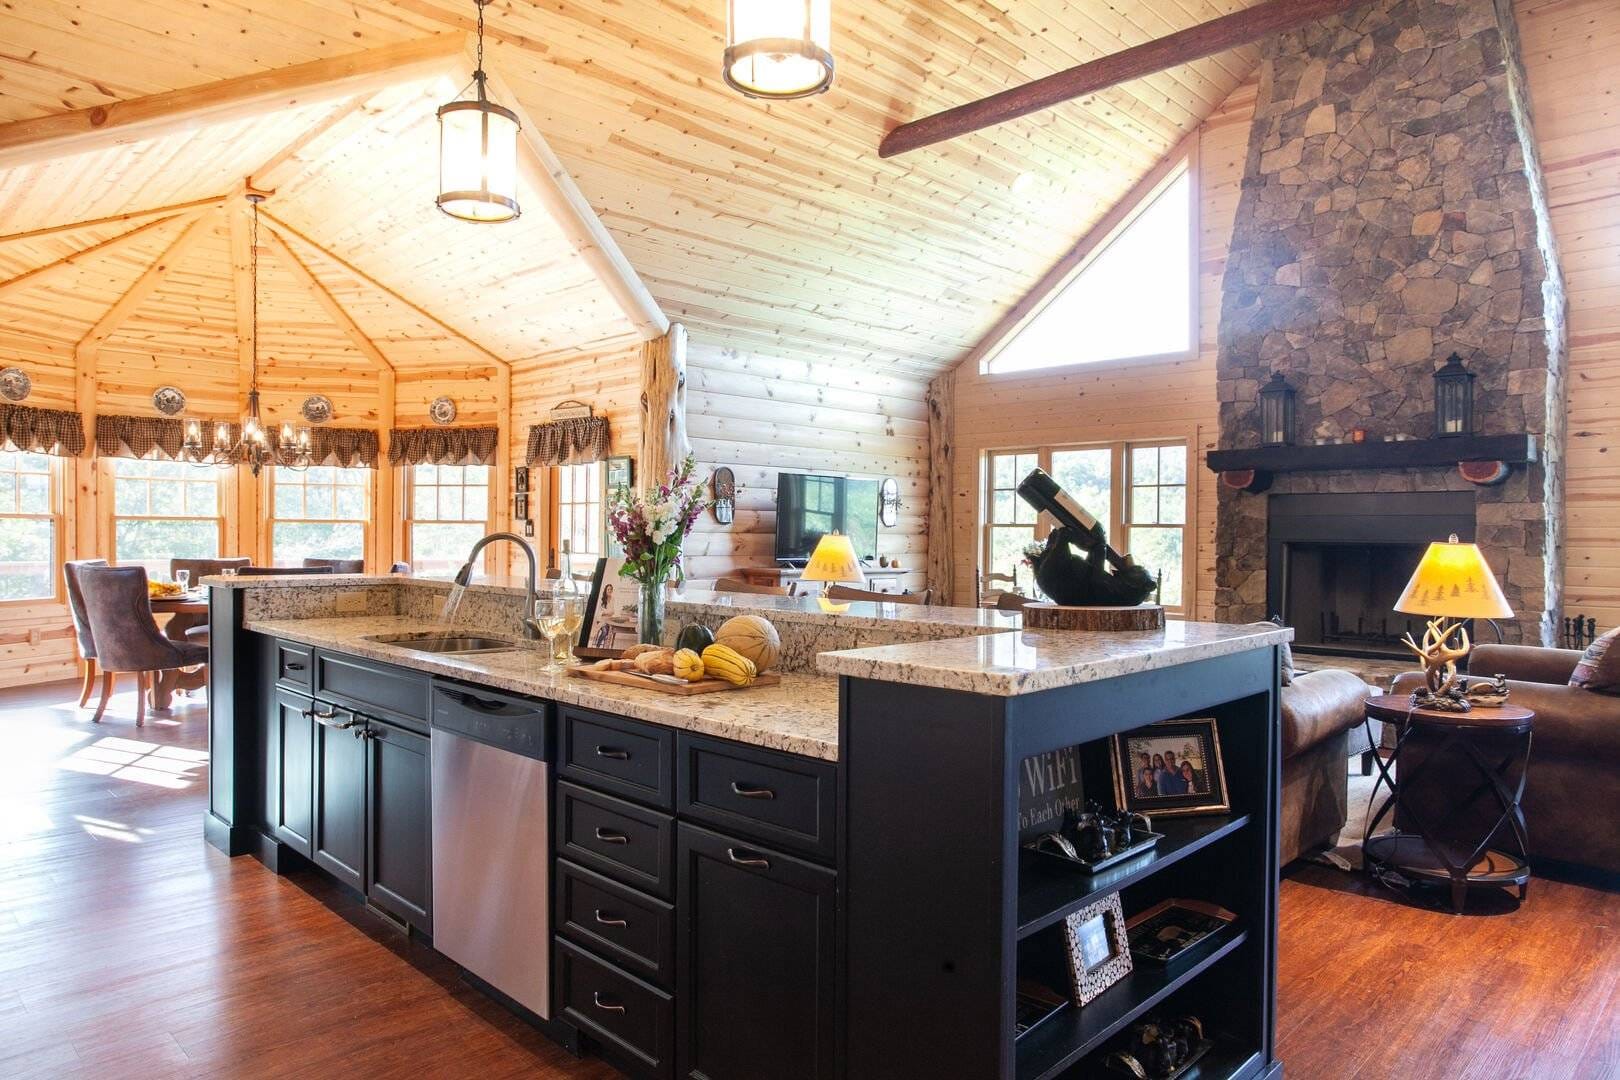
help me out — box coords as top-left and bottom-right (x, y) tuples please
(675, 623), (716, 654)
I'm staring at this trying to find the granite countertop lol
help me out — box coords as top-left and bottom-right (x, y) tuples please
(247, 615), (840, 761)
(815, 621), (1296, 697)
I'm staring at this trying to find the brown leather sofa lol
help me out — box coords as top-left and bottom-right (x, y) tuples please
(1391, 644), (1620, 880)
(1280, 668), (1374, 864)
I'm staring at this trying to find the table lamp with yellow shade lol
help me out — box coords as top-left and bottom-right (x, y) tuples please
(1394, 533), (1514, 709)
(801, 533), (863, 609)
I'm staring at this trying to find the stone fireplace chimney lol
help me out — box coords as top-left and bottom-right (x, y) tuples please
(1214, 0), (1567, 647)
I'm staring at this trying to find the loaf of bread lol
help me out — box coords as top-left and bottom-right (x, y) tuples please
(632, 648), (676, 676)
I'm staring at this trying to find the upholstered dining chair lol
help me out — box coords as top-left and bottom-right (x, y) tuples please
(303, 558), (364, 573)
(76, 565), (209, 725)
(389, 562), (412, 575)
(62, 559), (108, 708)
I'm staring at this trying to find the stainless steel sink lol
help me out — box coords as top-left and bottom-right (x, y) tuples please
(367, 632), (521, 655)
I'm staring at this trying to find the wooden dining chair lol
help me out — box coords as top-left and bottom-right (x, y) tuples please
(76, 565), (209, 725)
(825, 585), (929, 605)
(994, 592), (1032, 612)
(62, 559), (108, 707)
(713, 577), (791, 595)
(303, 558), (365, 573)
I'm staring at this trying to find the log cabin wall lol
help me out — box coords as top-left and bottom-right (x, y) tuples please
(683, 339), (930, 592)
(946, 79), (1259, 616)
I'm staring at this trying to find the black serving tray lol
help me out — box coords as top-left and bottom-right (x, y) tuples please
(1026, 830), (1163, 874)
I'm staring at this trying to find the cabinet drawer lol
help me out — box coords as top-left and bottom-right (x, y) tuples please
(677, 734), (837, 862)
(275, 641), (313, 692)
(559, 707), (673, 809)
(557, 782), (674, 899)
(314, 651), (429, 731)
(556, 938), (673, 1079)
(556, 859), (674, 988)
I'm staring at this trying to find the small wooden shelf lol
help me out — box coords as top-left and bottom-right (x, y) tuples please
(1205, 433), (1535, 476)
(1014, 925), (1250, 1080)
(1016, 814), (1252, 939)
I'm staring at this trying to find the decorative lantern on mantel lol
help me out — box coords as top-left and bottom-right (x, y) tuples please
(1434, 353), (1475, 438)
(1258, 373), (1297, 448)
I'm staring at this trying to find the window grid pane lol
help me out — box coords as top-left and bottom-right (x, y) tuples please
(270, 466), (369, 564)
(0, 451), (57, 600)
(553, 462), (602, 565)
(407, 464), (491, 572)
(112, 458), (223, 579)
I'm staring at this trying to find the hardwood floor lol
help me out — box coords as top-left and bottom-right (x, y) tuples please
(1, 679), (1615, 1079)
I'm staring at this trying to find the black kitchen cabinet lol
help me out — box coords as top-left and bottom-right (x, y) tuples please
(677, 823), (836, 1080)
(312, 704), (366, 892)
(366, 717), (432, 932)
(272, 688), (315, 857)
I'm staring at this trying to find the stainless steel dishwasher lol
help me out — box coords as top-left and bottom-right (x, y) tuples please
(430, 683), (552, 1019)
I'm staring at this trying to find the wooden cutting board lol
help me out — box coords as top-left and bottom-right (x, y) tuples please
(567, 666), (782, 696)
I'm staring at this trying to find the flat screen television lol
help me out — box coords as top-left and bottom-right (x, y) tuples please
(774, 473), (880, 565)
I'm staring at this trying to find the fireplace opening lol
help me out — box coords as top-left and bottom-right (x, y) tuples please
(1267, 491), (1475, 660)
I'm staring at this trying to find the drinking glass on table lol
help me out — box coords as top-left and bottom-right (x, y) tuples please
(174, 570), (191, 592)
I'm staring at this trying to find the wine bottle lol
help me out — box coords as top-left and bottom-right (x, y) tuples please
(1016, 468), (1132, 571)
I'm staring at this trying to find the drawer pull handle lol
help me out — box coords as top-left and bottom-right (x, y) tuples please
(285, 661), (306, 672)
(592, 992), (626, 1014)
(594, 745), (630, 760)
(727, 847), (770, 869)
(593, 909), (628, 928)
(309, 710), (357, 730)
(594, 827), (630, 845)
(731, 782), (775, 800)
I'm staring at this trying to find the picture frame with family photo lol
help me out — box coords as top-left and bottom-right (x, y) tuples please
(1109, 717), (1229, 817)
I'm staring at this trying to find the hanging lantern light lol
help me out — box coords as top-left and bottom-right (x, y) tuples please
(1433, 353), (1476, 438)
(723, 0), (834, 100)
(437, 0), (521, 223)
(1258, 372), (1297, 448)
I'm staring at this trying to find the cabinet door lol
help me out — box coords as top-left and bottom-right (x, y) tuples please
(366, 719), (432, 931)
(677, 824), (836, 1080)
(272, 688), (315, 857)
(312, 705), (366, 892)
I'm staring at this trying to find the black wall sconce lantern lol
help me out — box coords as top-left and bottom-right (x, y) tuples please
(1434, 353), (1475, 438)
(1258, 373), (1297, 447)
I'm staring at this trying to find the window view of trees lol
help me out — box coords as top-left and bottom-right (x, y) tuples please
(271, 466), (368, 564)
(112, 458), (220, 580)
(0, 451), (57, 601)
(554, 461), (603, 565)
(409, 464), (490, 575)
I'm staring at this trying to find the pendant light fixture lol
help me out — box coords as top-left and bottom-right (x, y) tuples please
(436, 0), (521, 223)
(183, 194), (311, 476)
(723, 0), (834, 100)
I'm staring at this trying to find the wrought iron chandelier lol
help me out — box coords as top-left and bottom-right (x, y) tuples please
(436, 0), (521, 223)
(182, 194), (311, 476)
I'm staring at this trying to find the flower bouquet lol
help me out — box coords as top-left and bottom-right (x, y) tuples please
(607, 455), (709, 643)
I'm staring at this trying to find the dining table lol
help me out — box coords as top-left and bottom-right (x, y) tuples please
(148, 590), (209, 711)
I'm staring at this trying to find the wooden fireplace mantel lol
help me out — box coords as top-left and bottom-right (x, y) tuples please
(1207, 434), (1536, 486)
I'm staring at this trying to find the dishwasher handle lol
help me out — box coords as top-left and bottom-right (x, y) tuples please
(432, 683), (549, 761)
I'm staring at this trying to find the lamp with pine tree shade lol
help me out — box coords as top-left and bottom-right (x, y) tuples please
(1394, 534), (1514, 709)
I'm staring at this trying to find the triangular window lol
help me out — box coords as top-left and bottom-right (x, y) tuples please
(982, 166), (1194, 374)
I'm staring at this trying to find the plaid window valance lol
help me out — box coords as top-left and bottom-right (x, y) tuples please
(525, 416), (609, 467)
(308, 427), (379, 469)
(388, 426), (499, 467)
(95, 415), (238, 462)
(0, 402), (86, 457)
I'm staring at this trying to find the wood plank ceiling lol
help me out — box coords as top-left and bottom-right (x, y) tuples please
(0, 0), (1265, 377)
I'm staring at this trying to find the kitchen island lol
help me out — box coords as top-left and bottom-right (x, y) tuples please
(202, 575), (1289, 1080)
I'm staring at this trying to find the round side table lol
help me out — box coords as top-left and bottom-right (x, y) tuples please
(1362, 694), (1534, 913)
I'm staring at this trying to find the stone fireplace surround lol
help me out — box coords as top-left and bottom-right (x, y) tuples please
(1212, 0), (1567, 647)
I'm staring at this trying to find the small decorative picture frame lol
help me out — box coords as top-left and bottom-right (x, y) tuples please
(1062, 892), (1133, 1006)
(1110, 717), (1230, 818)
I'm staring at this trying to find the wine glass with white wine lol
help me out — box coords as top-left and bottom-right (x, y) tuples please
(528, 595), (572, 674)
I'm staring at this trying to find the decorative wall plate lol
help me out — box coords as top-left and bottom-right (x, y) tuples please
(711, 466), (736, 525)
(430, 396), (458, 425)
(301, 395), (334, 425)
(152, 386), (187, 416)
(0, 367), (31, 402)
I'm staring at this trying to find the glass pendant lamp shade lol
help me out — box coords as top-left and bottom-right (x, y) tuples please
(723, 0), (834, 99)
(436, 92), (521, 223)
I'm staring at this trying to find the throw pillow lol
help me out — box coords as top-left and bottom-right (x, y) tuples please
(1249, 620), (1294, 686)
(1570, 626), (1620, 694)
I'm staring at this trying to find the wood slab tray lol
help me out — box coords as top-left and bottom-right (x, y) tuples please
(567, 666), (782, 696)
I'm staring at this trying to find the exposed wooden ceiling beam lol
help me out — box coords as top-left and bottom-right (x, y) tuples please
(879, 0), (1363, 157)
(0, 213), (184, 301)
(226, 196), (258, 404)
(481, 60), (669, 342)
(77, 210), (212, 351)
(0, 195), (228, 246)
(260, 224), (395, 373)
(247, 96), (370, 192)
(262, 210), (511, 371)
(0, 34), (467, 172)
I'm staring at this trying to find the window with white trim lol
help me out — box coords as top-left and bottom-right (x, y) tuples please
(550, 461), (603, 568)
(0, 450), (61, 601)
(111, 458), (223, 579)
(982, 165), (1194, 374)
(406, 464), (490, 575)
(270, 465), (369, 565)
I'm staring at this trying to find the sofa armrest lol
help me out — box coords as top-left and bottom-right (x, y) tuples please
(1280, 668), (1372, 758)
(1469, 644), (1581, 686)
